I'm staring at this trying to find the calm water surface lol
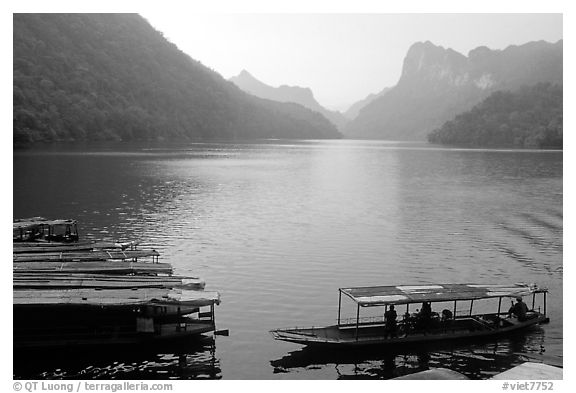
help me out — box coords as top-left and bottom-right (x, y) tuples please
(13, 140), (563, 379)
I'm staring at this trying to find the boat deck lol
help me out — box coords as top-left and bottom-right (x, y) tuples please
(13, 272), (205, 290)
(13, 249), (159, 262)
(13, 260), (173, 274)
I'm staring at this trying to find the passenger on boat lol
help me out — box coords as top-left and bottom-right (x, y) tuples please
(417, 302), (433, 331)
(384, 305), (397, 338)
(441, 309), (453, 331)
(441, 309), (453, 320)
(509, 296), (529, 321)
(421, 302), (432, 318)
(400, 312), (413, 337)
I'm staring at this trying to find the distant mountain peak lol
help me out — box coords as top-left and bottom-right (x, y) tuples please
(237, 69), (256, 79)
(410, 40), (444, 51)
(399, 41), (468, 88)
(468, 45), (493, 57)
(230, 70), (347, 130)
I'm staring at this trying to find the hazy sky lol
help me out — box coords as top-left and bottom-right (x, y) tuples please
(137, 14), (560, 110)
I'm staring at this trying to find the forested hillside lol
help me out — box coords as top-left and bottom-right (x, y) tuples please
(13, 14), (340, 145)
(427, 83), (562, 148)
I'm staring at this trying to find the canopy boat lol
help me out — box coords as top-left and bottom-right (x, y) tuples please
(14, 288), (221, 348)
(13, 240), (138, 253)
(13, 249), (161, 263)
(13, 260), (174, 275)
(13, 217), (137, 250)
(13, 218), (79, 243)
(13, 272), (206, 290)
(270, 283), (549, 348)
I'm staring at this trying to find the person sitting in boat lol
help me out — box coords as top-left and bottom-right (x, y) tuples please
(441, 308), (453, 322)
(384, 305), (398, 338)
(417, 301), (433, 331)
(509, 296), (529, 321)
(399, 311), (413, 337)
(441, 309), (453, 331)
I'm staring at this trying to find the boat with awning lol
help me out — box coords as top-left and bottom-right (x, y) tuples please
(13, 218), (79, 243)
(14, 288), (221, 348)
(270, 283), (549, 347)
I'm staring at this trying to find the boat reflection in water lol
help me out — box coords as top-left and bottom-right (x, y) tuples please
(271, 329), (552, 379)
(13, 336), (221, 379)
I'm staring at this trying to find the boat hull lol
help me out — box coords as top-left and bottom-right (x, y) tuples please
(271, 314), (549, 348)
(14, 306), (215, 349)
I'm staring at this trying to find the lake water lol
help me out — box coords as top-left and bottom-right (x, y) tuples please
(13, 140), (563, 379)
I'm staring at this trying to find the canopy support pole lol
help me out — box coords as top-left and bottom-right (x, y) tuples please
(469, 299), (474, 316)
(544, 292), (547, 316)
(453, 300), (457, 319)
(355, 303), (360, 341)
(337, 290), (342, 327)
(532, 293), (536, 310)
(497, 297), (502, 315)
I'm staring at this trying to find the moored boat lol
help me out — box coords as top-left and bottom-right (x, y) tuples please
(13, 249), (161, 263)
(14, 288), (220, 348)
(13, 217), (138, 251)
(13, 272), (205, 290)
(13, 218), (79, 243)
(13, 217), (223, 349)
(13, 240), (139, 253)
(270, 283), (549, 347)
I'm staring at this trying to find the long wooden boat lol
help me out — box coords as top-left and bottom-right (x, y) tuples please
(13, 249), (160, 263)
(13, 218), (79, 243)
(13, 287), (219, 307)
(13, 273), (205, 290)
(13, 217), (137, 250)
(13, 289), (221, 349)
(13, 260), (173, 275)
(270, 283), (549, 347)
(13, 240), (138, 253)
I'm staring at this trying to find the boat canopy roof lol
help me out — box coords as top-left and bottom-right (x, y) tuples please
(340, 283), (547, 307)
(14, 288), (220, 307)
(14, 218), (77, 230)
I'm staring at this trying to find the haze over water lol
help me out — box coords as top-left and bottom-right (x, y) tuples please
(13, 140), (562, 379)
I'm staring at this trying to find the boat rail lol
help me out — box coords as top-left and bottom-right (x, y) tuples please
(272, 316), (393, 336)
(271, 324), (331, 332)
(338, 315), (386, 327)
(274, 307), (545, 333)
